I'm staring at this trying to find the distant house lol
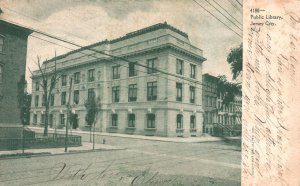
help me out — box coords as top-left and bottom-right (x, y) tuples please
(202, 73), (242, 136)
(0, 19), (33, 126)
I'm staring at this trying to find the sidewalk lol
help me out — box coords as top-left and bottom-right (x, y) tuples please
(0, 142), (125, 159)
(29, 126), (225, 143)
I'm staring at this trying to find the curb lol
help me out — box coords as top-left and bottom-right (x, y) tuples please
(29, 127), (225, 143)
(0, 147), (126, 160)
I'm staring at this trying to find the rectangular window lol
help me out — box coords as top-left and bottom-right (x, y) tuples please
(35, 95), (39, 107)
(50, 94), (55, 106)
(129, 62), (137, 77)
(112, 86), (120, 102)
(88, 88), (95, 100)
(218, 101), (221, 109)
(41, 114), (45, 124)
(112, 114), (118, 126)
(190, 86), (195, 103)
(74, 72), (80, 84)
(212, 97), (216, 108)
(42, 94), (46, 106)
(61, 75), (67, 86)
(88, 69), (95, 82)
(0, 65), (2, 83)
(60, 114), (65, 125)
(190, 115), (196, 129)
(177, 114), (183, 129)
(0, 37), (4, 52)
(74, 90), (79, 104)
(35, 81), (39, 91)
(190, 64), (196, 79)
(176, 59), (183, 75)
(176, 83), (182, 101)
(147, 81), (157, 101)
(147, 114), (155, 128)
(112, 65), (120, 79)
(128, 114), (135, 127)
(33, 114), (37, 124)
(128, 84), (137, 102)
(61, 92), (66, 105)
(205, 96), (209, 106)
(147, 58), (157, 74)
(205, 112), (208, 124)
(49, 114), (53, 127)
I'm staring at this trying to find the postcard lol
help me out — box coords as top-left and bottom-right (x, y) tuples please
(0, 0), (299, 185)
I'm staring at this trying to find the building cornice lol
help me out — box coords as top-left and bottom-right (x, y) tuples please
(32, 44), (206, 78)
(45, 22), (190, 64)
(114, 44), (206, 62)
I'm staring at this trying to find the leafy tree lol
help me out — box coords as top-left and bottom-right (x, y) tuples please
(227, 43), (243, 80)
(84, 96), (100, 142)
(217, 43), (243, 108)
(217, 75), (241, 108)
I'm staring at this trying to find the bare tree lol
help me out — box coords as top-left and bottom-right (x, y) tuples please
(84, 95), (100, 150)
(29, 53), (61, 136)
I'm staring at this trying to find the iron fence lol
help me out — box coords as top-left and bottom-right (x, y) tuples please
(0, 133), (81, 150)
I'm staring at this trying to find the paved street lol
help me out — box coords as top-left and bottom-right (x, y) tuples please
(0, 135), (241, 186)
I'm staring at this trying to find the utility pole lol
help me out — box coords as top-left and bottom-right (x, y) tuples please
(22, 81), (27, 154)
(65, 77), (72, 152)
(93, 119), (95, 151)
(93, 99), (100, 151)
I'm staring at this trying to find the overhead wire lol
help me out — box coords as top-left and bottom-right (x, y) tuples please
(192, 0), (242, 38)
(235, 0), (243, 7)
(203, 0), (242, 31)
(227, 0), (242, 13)
(211, 0), (242, 27)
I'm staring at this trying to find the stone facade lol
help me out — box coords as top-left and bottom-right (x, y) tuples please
(30, 23), (206, 137)
(0, 19), (32, 126)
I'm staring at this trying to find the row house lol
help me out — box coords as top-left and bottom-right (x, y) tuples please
(202, 73), (242, 136)
(30, 22), (207, 137)
(0, 19), (32, 126)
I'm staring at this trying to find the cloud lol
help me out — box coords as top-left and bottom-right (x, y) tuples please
(0, 0), (242, 91)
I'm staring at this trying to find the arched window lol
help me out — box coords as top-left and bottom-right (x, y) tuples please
(177, 114), (183, 129)
(190, 115), (196, 129)
(128, 114), (135, 127)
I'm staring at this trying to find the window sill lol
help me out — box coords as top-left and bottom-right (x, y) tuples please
(126, 127), (136, 130)
(145, 128), (156, 131)
(176, 129), (184, 133)
(190, 129), (197, 132)
(109, 126), (118, 129)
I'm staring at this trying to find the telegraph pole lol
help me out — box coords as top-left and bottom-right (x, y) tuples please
(65, 77), (72, 152)
(22, 81), (27, 154)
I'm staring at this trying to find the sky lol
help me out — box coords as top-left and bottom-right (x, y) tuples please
(0, 0), (242, 92)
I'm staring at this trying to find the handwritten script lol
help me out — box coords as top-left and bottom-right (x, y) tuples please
(242, 1), (300, 186)
(45, 161), (177, 185)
